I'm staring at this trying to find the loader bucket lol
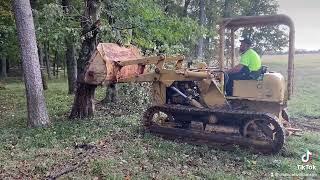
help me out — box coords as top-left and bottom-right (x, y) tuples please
(84, 43), (144, 85)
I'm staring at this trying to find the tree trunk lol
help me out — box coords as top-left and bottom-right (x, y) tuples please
(44, 42), (51, 80)
(0, 57), (7, 78)
(55, 52), (59, 78)
(0, 58), (2, 76)
(30, 0), (38, 10)
(41, 69), (48, 90)
(56, 63), (59, 79)
(38, 45), (48, 90)
(6, 58), (9, 74)
(196, 0), (205, 59)
(223, 0), (231, 67)
(102, 0), (117, 104)
(62, 0), (77, 94)
(204, 37), (211, 65)
(183, 0), (191, 17)
(52, 61), (56, 76)
(223, 0), (231, 18)
(69, 0), (101, 119)
(102, 83), (117, 104)
(63, 60), (66, 78)
(12, 0), (50, 127)
(69, 83), (96, 118)
(66, 42), (77, 94)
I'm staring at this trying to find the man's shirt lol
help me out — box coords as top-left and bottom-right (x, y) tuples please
(240, 48), (261, 72)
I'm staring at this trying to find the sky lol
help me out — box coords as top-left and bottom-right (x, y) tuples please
(278, 0), (320, 50)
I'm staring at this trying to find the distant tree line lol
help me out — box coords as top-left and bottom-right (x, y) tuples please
(265, 49), (320, 55)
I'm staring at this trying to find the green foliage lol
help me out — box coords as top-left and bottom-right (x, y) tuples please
(35, 3), (81, 53)
(0, 0), (13, 26)
(101, 0), (203, 55)
(0, 0), (289, 70)
(242, 26), (288, 55)
(36, 4), (66, 51)
(0, 0), (19, 62)
(240, 0), (288, 55)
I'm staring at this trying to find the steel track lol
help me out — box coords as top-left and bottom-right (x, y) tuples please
(143, 104), (285, 154)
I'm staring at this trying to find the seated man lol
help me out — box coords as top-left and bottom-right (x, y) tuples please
(225, 38), (262, 96)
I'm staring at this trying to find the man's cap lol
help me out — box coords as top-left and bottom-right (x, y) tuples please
(240, 38), (252, 46)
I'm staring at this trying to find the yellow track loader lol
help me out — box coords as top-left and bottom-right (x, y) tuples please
(84, 14), (296, 154)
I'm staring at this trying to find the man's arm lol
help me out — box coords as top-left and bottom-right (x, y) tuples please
(227, 64), (244, 73)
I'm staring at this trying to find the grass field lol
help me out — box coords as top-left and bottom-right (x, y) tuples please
(263, 54), (320, 119)
(0, 54), (319, 179)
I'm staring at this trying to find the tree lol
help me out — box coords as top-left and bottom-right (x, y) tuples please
(38, 45), (48, 89)
(99, 0), (202, 104)
(223, 0), (231, 17)
(240, 0), (288, 55)
(44, 42), (51, 79)
(65, 40), (77, 94)
(12, 0), (50, 127)
(33, 1), (81, 92)
(31, 1), (48, 90)
(36, 3), (71, 80)
(196, 0), (205, 59)
(62, 0), (77, 94)
(0, 57), (7, 78)
(69, 0), (101, 119)
(1, 0), (19, 76)
(102, 83), (117, 104)
(183, 0), (191, 16)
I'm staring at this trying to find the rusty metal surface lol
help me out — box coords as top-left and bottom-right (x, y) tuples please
(198, 79), (228, 108)
(218, 24), (225, 89)
(232, 73), (286, 102)
(143, 104), (285, 154)
(97, 43), (143, 81)
(222, 14), (294, 28)
(85, 43), (189, 85)
(85, 43), (144, 84)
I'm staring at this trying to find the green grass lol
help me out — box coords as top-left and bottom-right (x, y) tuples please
(0, 54), (320, 179)
(263, 54), (320, 119)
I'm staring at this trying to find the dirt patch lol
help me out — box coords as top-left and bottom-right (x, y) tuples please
(290, 118), (320, 132)
(94, 100), (147, 117)
(45, 136), (120, 179)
